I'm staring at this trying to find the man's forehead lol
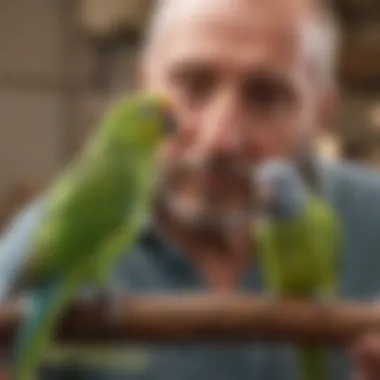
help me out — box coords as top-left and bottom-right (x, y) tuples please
(156, 0), (315, 13)
(154, 0), (316, 28)
(150, 0), (316, 60)
(164, 28), (300, 77)
(152, 0), (309, 71)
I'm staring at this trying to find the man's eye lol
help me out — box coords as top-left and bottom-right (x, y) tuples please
(183, 75), (213, 97)
(242, 77), (295, 115)
(173, 70), (215, 100)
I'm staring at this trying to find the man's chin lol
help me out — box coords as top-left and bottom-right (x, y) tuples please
(165, 197), (249, 232)
(166, 197), (216, 227)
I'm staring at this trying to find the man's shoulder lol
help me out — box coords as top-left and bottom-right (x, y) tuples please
(324, 160), (380, 216)
(330, 161), (380, 185)
(323, 160), (380, 195)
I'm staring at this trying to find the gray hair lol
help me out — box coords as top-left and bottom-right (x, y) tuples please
(142, 0), (341, 88)
(301, 1), (341, 87)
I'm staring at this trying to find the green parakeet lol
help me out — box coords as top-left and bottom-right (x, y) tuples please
(254, 159), (341, 380)
(10, 92), (175, 380)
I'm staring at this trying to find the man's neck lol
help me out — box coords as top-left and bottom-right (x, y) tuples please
(154, 206), (253, 292)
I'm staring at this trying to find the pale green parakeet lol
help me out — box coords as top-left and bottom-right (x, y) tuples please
(254, 159), (341, 380)
(9, 92), (176, 380)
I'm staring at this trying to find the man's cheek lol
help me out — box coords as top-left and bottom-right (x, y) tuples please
(250, 132), (283, 157)
(156, 128), (188, 166)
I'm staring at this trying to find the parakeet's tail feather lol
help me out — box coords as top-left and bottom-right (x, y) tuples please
(297, 345), (329, 380)
(12, 276), (78, 380)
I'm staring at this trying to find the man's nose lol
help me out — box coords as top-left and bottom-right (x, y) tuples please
(195, 90), (247, 157)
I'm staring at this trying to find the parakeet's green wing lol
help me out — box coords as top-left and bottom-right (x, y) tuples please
(307, 196), (341, 296)
(19, 148), (138, 288)
(256, 221), (284, 292)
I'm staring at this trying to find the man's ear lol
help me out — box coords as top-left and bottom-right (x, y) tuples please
(319, 88), (340, 132)
(314, 88), (341, 160)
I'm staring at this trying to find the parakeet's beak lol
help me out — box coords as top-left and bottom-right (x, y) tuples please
(159, 94), (172, 110)
(152, 92), (172, 114)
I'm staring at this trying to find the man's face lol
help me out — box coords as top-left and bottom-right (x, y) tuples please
(143, 0), (332, 230)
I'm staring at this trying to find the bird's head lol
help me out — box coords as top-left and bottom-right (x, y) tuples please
(254, 159), (308, 220)
(102, 92), (178, 152)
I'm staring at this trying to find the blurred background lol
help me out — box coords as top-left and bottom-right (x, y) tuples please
(0, 0), (379, 230)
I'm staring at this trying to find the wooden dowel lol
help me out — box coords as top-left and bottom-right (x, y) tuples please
(0, 294), (380, 347)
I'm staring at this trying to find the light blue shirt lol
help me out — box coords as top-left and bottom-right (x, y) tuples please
(1, 161), (380, 380)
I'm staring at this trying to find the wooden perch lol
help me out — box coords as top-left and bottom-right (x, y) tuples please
(1, 294), (380, 347)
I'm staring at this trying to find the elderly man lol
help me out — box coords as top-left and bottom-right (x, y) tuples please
(2, 0), (380, 379)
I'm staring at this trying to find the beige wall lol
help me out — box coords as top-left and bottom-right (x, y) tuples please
(0, 0), (138, 214)
(0, 0), (67, 202)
